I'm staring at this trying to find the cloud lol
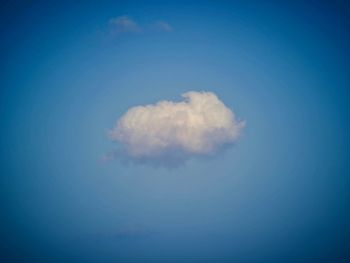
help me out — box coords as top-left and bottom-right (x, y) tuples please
(109, 91), (244, 167)
(107, 15), (172, 37)
(108, 16), (140, 36)
(150, 21), (173, 32)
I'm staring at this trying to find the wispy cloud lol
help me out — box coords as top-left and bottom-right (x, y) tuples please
(108, 16), (140, 36)
(107, 91), (244, 167)
(107, 15), (172, 37)
(150, 21), (173, 32)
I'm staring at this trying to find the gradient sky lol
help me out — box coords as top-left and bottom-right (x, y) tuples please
(1, 1), (350, 262)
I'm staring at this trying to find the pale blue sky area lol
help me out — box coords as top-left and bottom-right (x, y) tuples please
(1, 1), (350, 262)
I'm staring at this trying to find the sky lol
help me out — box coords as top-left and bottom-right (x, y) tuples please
(1, 1), (350, 262)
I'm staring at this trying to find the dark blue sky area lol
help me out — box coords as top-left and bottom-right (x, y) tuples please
(1, 1), (350, 262)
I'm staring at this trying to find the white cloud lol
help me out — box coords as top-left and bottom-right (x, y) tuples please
(109, 91), (244, 166)
(107, 16), (172, 37)
(108, 16), (140, 36)
(150, 21), (173, 32)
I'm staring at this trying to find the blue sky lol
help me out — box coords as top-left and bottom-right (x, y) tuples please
(1, 1), (350, 262)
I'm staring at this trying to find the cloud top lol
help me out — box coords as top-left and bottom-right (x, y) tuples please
(109, 91), (244, 166)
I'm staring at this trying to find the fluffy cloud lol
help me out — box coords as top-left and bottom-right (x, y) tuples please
(109, 91), (244, 166)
